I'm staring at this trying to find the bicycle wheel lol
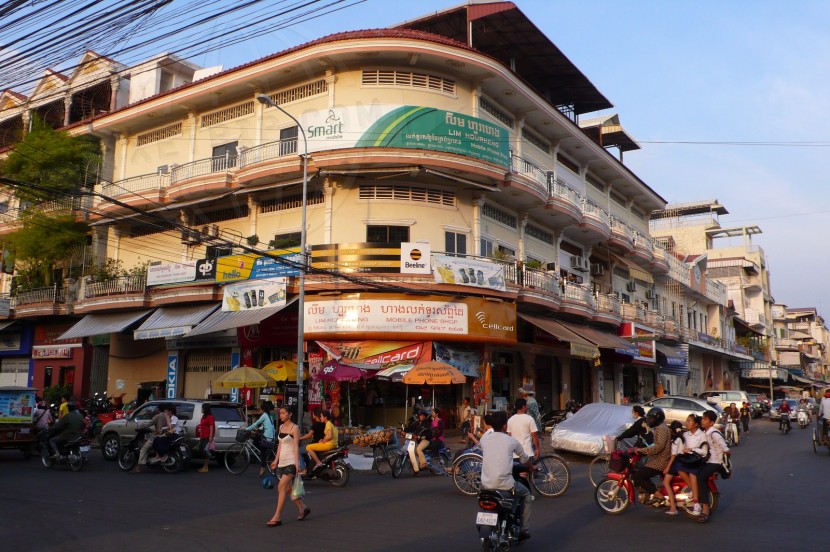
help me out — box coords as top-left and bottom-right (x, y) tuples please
(588, 454), (610, 488)
(391, 453), (409, 478)
(374, 446), (392, 475)
(452, 453), (482, 496)
(265, 448), (277, 474)
(531, 454), (570, 497)
(224, 443), (251, 475)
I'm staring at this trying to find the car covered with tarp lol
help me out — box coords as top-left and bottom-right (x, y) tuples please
(550, 402), (633, 456)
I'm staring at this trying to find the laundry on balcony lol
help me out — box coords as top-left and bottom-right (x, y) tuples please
(58, 310), (154, 340)
(133, 304), (220, 340)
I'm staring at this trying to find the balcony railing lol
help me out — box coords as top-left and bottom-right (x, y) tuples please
(519, 266), (561, 296)
(790, 322), (811, 331)
(15, 285), (65, 306)
(239, 138), (298, 168)
(705, 279), (728, 305)
(82, 275), (146, 299)
(621, 302), (646, 322)
(632, 231), (653, 252)
(509, 154), (549, 195)
(102, 173), (169, 197)
(645, 310), (664, 329)
(595, 293), (621, 315)
(775, 338), (798, 349)
(609, 216), (634, 242)
(744, 310), (767, 326)
(563, 282), (595, 307)
(171, 154), (237, 184)
(582, 199), (610, 226)
(549, 177), (583, 206)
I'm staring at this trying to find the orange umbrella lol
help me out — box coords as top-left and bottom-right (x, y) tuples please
(402, 361), (466, 385)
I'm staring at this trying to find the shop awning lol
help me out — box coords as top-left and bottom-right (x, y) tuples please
(0, 320), (17, 333)
(518, 313), (599, 360)
(182, 297), (297, 338)
(58, 310), (154, 340)
(133, 304), (220, 340)
(556, 320), (638, 357)
(656, 343), (689, 376)
(791, 373), (813, 384)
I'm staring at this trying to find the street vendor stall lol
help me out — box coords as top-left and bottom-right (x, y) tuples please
(0, 386), (37, 458)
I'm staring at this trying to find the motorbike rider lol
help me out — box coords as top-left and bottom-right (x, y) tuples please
(133, 404), (170, 473)
(47, 401), (84, 459)
(696, 410), (730, 523)
(413, 410), (433, 473)
(778, 398), (792, 429)
(479, 409), (535, 541)
(630, 407), (671, 506)
(616, 405), (653, 447)
(819, 389), (830, 441)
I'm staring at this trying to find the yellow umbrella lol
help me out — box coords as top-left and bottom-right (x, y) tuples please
(213, 366), (277, 389)
(261, 360), (308, 381)
(402, 361), (467, 385)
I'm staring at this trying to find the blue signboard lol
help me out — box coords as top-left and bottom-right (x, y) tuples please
(229, 351), (240, 402)
(167, 352), (179, 399)
(249, 254), (302, 279)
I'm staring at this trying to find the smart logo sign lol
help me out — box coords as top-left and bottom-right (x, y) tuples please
(301, 105), (510, 169)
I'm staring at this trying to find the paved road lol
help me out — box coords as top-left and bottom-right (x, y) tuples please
(1, 417), (825, 552)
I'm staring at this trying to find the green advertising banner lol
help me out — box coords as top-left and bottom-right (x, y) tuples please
(299, 105), (510, 169)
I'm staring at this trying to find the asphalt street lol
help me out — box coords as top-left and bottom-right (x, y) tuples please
(1, 416), (825, 552)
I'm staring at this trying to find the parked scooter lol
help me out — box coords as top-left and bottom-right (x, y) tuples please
(301, 446), (350, 487)
(797, 408), (809, 429)
(117, 427), (191, 473)
(391, 431), (450, 478)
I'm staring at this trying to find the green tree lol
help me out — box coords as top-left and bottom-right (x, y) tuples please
(0, 116), (100, 204)
(0, 117), (99, 289)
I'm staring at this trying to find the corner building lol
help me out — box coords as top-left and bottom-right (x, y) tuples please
(2, 2), (684, 419)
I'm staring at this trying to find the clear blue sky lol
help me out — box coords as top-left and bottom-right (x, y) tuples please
(72, 1), (830, 315)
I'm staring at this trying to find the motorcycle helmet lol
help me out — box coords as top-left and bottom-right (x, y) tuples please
(645, 407), (666, 428)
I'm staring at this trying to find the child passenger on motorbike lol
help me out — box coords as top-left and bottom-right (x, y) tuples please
(662, 420), (686, 515)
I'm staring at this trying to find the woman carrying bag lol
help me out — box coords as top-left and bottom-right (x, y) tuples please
(267, 406), (310, 527)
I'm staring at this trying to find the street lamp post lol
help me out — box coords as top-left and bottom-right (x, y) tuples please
(256, 93), (308, 427)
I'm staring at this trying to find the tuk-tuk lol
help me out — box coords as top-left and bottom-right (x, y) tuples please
(0, 386), (37, 458)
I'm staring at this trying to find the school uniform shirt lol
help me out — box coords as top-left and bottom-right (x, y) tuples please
(704, 426), (729, 464)
(683, 428), (707, 456)
(670, 435), (685, 456)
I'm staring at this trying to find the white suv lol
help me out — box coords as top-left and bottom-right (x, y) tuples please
(698, 390), (750, 412)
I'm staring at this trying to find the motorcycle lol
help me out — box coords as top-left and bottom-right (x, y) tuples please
(39, 433), (90, 472)
(301, 446), (350, 487)
(595, 451), (720, 518)
(391, 432), (450, 478)
(117, 427), (191, 473)
(724, 416), (739, 447)
(779, 412), (791, 434)
(797, 408), (809, 429)
(476, 465), (531, 551)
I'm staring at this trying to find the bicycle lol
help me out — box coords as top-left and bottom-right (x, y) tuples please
(452, 451), (571, 497)
(724, 416), (740, 447)
(371, 441), (397, 475)
(589, 437), (638, 487)
(224, 429), (276, 475)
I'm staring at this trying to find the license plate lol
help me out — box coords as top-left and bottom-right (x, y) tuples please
(476, 512), (498, 526)
(405, 433), (413, 440)
(219, 428), (236, 438)
(80, 446), (90, 452)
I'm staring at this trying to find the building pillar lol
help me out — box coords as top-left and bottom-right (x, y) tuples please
(63, 94), (71, 127)
(559, 357), (572, 406)
(323, 177), (334, 243)
(472, 196), (485, 255)
(248, 195), (258, 239)
(109, 75), (120, 111)
(325, 68), (337, 108)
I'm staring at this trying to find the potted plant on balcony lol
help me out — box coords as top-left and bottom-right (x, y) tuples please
(246, 234), (260, 247)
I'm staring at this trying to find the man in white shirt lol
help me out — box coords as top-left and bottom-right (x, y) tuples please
(506, 398), (541, 461)
(480, 410), (534, 539)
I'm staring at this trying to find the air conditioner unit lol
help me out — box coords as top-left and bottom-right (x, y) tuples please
(645, 289), (655, 300)
(626, 281), (637, 292)
(180, 228), (201, 245)
(544, 262), (557, 272)
(157, 165), (169, 175)
(570, 256), (588, 272)
(590, 263), (605, 276)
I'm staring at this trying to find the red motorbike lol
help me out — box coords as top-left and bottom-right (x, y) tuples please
(595, 451), (720, 518)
